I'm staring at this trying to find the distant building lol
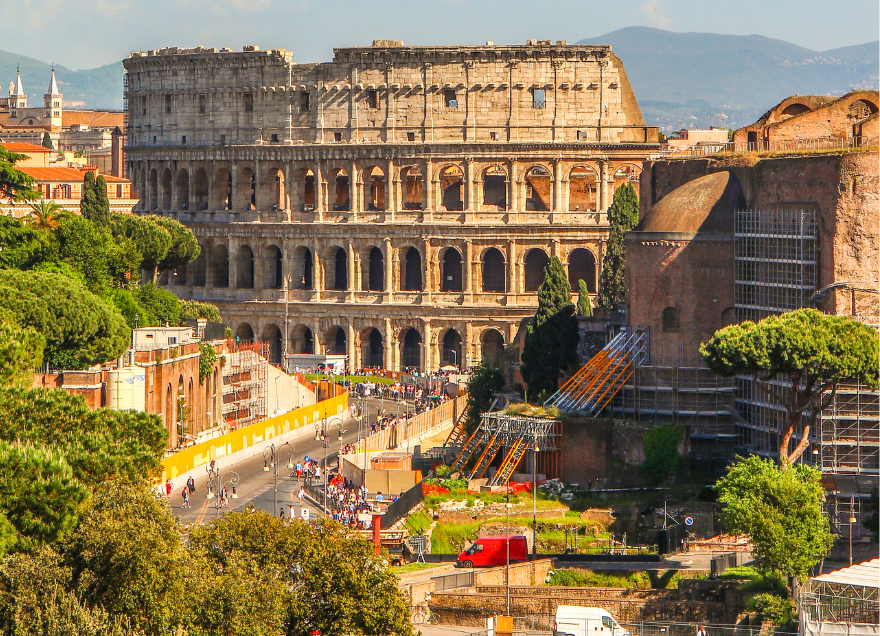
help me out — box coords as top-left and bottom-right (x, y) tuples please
(663, 127), (729, 152)
(0, 66), (62, 132)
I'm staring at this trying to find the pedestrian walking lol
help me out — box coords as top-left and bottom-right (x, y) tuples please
(697, 626), (707, 636)
(187, 476), (196, 494)
(165, 479), (172, 497)
(181, 488), (190, 508)
(298, 486), (306, 506)
(279, 507), (286, 521)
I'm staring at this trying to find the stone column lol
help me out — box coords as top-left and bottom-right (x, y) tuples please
(463, 239), (473, 303)
(384, 318), (392, 371)
(507, 239), (516, 303)
(188, 163), (195, 212)
(347, 241), (357, 301)
(464, 158), (475, 215)
(315, 162), (324, 221)
(464, 322), (473, 368)
(351, 161), (360, 220)
(423, 320), (432, 373)
(253, 158), (261, 212)
(228, 237), (239, 289)
(384, 238), (394, 302)
(423, 238), (432, 303)
(386, 159), (396, 220)
(204, 239), (214, 287)
(313, 240), (323, 302)
(347, 323), (357, 371)
(598, 160), (606, 212)
(282, 162), (291, 211)
(552, 159), (561, 213)
(425, 159), (434, 222)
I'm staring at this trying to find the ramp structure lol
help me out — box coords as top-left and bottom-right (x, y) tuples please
(544, 327), (649, 415)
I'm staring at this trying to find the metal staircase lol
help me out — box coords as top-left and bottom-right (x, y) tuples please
(544, 327), (649, 415)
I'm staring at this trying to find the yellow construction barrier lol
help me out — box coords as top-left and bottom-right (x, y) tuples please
(159, 392), (348, 482)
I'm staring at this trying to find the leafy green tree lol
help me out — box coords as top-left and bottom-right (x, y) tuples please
(640, 425), (685, 485)
(41, 131), (54, 151)
(26, 199), (63, 231)
(198, 341), (217, 384)
(136, 282), (180, 326)
(464, 365), (506, 434)
(598, 183), (639, 308)
(92, 176), (111, 228)
(701, 309), (879, 465)
(154, 217), (199, 282)
(0, 216), (56, 270)
(109, 288), (154, 329)
(716, 455), (833, 579)
(0, 146), (40, 201)
(80, 171), (98, 223)
(520, 256), (579, 397)
(31, 260), (87, 287)
(863, 486), (879, 541)
(110, 213), (170, 279)
(0, 320), (44, 387)
(576, 279), (593, 317)
(56, 214), (113, 295)
(180, 299), (222, 322)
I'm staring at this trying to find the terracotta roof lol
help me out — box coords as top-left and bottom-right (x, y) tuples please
(62, 110), (125, 128)
(0, 141), (50, 153)
(635, 171), (744, 234)
(18, 166), (129, 183)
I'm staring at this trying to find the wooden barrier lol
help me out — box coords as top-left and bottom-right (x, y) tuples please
(354, 394), (467, 453)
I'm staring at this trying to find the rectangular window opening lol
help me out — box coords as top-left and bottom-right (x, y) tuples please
(244, 93), (254, 112)
(334, 132), (343, 142)
(577, 130), (587, 141)
(489, 131), (497, 141)
(165, 94), (172, 114)
(181, 135), (187, 145)
(198, 94), (206, 114)
(300, 92), (310, 112)
(532, 88), (546, 108)
(219, 134), (227, 146)
(367, 89), (380, 109)
(271, 133), (279, 143)
(407, 131), (415, 142)
(443, 89), (458, 108)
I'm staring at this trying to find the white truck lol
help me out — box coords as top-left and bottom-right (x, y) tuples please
(553, 606), (630, 636)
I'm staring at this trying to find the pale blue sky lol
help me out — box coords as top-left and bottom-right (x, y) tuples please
(3, 0), (878, 70)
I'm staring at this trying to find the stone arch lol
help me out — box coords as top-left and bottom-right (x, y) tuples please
(612, 163), (642, 194)
(365, 165), (385, 211)
(263, 244), (283, 289)
(332, 168), (350, 211)
(781, 103), (811, 120)
(165, 382), (174, 441)
(290, 324), (315, 354)
(401, 327), (422, 371)
(175, 168), (190, 210)
(361, 327), (384, 368)
(263, 166), (285, 209)
(148, 168), (159, 210)
(440, 246), (463, 292)
(662, 307), (680, 333)
(235, 322), (255, 343)
(187, 377), (195, 432)
(481, 247), (506, 293)
(160, 168), (172, 211)
(325, 245), (348, 291)
(363, 246), (384, 291)
(191, 243), (207, 286)
(482, 164), (507, 210)
(524, 165), (551, 211)
(291, 245), (313, 289)
(400, 246), (423, 291)
(847, 98), (879, 137)
(193, 167), (209, 210)
(568, 165), (598, 211)
(324, 325), (347, 355)
(261, 324), (283, 364)
(401, 165), (424, 210)
(439, 164), (464, 211)
(568, 248), (597, 293)
(212, 244), (229, 288)
(524, 248), (550, 292)
(440, 328), (462, 368)
(295, 167), (317, 211)
(235, 166), (256, 211)
(235, 244), (255, 289)
(213, 167), (232, 210)
(721, 307), (736, 327)
(481, 328), (505, 365)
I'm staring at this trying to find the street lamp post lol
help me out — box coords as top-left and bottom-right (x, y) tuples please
(315, 414), (345, 516)
(532, 443), (539, 560)
(263, 441), (296, 517)
(849, 494), (857, 565)
(282, 274), (290, 374)
(207, 467), (240, 517)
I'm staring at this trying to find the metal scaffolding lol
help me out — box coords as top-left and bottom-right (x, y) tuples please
(221, 342), (269, 430)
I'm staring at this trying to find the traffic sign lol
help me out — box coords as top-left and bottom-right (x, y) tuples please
(684, 516), (694, 526)
(301, 507), (310, 521)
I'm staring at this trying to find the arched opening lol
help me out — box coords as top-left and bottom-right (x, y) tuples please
(212, 244), (229, 288)
(721, 307), (736, 327)
(481, 329), (505, 365)
(213, 168), (232, 210)
(525, 166), (551, 211)
(847, 99), (879, 137)
(325, 326), (346, 355)
(662, 307), (680, 333)
(441, 329), (462, 368)
(326, 246), (347, 291)
(401, 247), (422, 291)
(236, 244), (255, 289)
(366, 246), (384, 291)
(236, 167), (256, 211)
(613, 164), (641, 194)
(191, 244), (207, 286)
(401, 328), (422, 370)
(524, 248), (550, 292)
(165, 383), (173, 438)
(261, 324), (283, 364)
(161, 168), (172, 211)
(291, 246), (313, 289)
(175, 169), (190, 210)
(402, 166), (423, 210)
(235, 322), (254, 343)
(362, 328), (383, 367)
(148, 169), (159, 210)
(569, 166), (598, 211)
(441, 247), (463, 292)
(366, 166), (385, 211)
(193, 167), (209, 210)
(177, 261), (188, 286)
(333, 169), (350, 211)
(264, 167), (285, 210)
(291, 325), (314, 354)
(440, 165), (464, 211)
(263, 245), (283, 289)
(482, 165), (507, 210)
(568, 248), (597, 293)
(300, 168), (316, 211)
(187, 378), (195, 432)
(481, 247), (506, 293)
(781, 103), (811, 120)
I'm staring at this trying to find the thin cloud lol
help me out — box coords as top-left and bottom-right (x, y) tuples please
(640, 0), (671, 29)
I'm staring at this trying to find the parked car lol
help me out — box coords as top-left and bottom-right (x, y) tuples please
(456, 535), (528, 568)
(553, 606), (630, 636)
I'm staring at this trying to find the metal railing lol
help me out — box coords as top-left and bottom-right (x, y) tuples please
(432, 570), (475, 591)
(677, 135), (878, 157)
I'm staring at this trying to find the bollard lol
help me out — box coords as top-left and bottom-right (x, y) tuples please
(372, 514), (382, 553)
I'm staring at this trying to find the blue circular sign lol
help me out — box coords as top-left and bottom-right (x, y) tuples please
(684, 516), (694, 526)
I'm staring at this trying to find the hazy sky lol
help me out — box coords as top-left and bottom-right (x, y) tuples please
(3, 0), (878, 70)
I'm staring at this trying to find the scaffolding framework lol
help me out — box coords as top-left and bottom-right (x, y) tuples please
(222, 342), (269, 430)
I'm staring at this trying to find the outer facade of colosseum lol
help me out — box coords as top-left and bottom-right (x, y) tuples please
(122, 41), (659, 372)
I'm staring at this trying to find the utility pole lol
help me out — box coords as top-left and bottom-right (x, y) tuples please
(506, 480), (511, 616)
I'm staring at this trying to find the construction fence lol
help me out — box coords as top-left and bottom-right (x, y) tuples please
(353, 394), (467, 454)
(159, 392), (348, 482)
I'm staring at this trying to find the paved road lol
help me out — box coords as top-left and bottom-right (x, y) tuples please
(171, 395), (414, 525)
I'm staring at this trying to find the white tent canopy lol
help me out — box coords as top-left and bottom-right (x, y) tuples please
(813, 559), (880, 588)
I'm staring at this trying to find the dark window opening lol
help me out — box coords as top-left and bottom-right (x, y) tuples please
(271, 133), (279, 143)
(165, 94), (172, 114)
(441, 249), (463, 292)
(524, 249), (550, 292)
(482, 248), (506, 293)
(407, 131), (415, 142)
(401, 247), (422, 291)
(220, 134), (227, 146)
(662, 307), (680, 333)
(367, 247), (384, 291)
(367, 89), (380, 109)
(444, 89), (458, 108)
(199, 94), (206, 114)
(334, 132), (343, 142)
(402, 329), (421, 370)
(244, 93), (254, 112)
(181, 136), (186, 145)
(300, 92), (310, 112)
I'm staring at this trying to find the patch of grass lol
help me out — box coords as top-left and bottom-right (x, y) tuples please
(392, 562), (448, 574)
(430, 521), (482, 554)
(303, 373), (396, 385)
(548, 568), (702, 589)
(716, 566), (787, 595)
(404, 510), (432, 536)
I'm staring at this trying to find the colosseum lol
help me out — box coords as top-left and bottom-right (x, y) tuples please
(122, 40), (659, 372)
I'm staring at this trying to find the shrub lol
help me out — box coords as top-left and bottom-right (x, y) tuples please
(747, 593), (794, 627)
(640, 424), (685, 485)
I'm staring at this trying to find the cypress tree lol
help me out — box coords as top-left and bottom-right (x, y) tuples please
(80, 171), (97, 223)
(41, 132), (54, 150)
(598, 182), (639, 308)
(577, 279), (593, 317)
(93, 175), (111, 227)
(520, 256), (579, 398)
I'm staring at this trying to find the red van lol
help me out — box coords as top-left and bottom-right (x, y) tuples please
(456, 535), (528, 568)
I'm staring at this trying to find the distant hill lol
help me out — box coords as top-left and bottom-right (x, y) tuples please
(578, 27), (879, 131)
(0, 51), (123, 110)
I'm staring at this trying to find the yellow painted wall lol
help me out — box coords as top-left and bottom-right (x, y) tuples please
(160, 392), (348, 482)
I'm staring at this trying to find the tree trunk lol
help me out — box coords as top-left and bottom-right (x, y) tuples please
(779, 412), (811, 467)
